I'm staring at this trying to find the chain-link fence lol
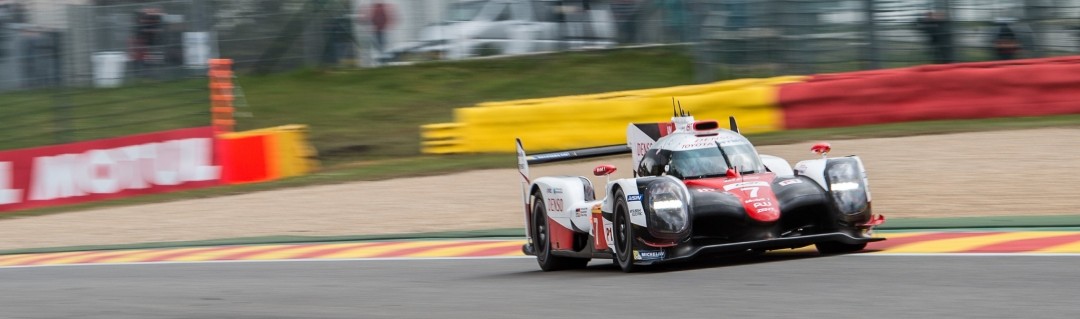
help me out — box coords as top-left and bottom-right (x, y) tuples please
(694, 0), (1080, 81)
(2, 0), (1080, 149)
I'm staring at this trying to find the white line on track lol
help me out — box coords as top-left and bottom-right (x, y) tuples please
(4, 253), (1080, 270)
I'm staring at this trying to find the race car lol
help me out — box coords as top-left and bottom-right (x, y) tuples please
(516, 110), (885, 272)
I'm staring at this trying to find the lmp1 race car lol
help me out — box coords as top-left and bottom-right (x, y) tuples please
(516, 110), (885, 272)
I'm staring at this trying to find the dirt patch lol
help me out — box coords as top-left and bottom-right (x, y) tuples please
(1, 128), (1078, 251)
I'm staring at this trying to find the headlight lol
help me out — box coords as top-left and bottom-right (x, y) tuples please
(825, 159), (868, 215)
(646, 179), (689, 234)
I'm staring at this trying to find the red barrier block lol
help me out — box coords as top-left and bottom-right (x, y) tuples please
(217, 135), (271, 184)
(780, 57), (1080, 129)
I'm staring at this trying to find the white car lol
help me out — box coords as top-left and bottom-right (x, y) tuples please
(388, 0), (616, 61)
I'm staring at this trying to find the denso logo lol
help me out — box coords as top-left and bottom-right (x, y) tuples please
(0, 138), (219, 205)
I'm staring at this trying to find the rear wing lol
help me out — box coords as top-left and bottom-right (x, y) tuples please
(516, 139), (630, 246)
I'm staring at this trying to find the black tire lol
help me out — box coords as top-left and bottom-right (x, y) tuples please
(612, 190), (640, 273)
(815, 241), (868, 254)
(532, 192), (589, 271)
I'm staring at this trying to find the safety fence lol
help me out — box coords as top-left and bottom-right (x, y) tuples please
(0, 79), (210, 151)
(421, 55), (1080, 154)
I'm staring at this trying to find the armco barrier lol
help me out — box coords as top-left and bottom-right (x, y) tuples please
(422, 76), (805, 154)
(218, 125), (319, 184)
(779, 56), (1080, 129)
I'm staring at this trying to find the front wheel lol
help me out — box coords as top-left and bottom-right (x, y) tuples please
(612, 190), (640, 273)
(815, 241), (867, 254)
(532, 192), (589, 271)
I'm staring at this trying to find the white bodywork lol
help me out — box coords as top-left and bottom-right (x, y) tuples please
(531, 176), (598, 232)
(760, 155), (794, 177)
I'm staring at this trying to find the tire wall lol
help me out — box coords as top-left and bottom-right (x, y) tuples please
(778, 56), (1080, 129)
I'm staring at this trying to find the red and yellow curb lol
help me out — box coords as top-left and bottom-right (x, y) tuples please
(2, 232), (1080, 268)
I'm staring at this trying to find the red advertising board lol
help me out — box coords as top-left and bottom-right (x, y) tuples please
(0, 127), (220, 212)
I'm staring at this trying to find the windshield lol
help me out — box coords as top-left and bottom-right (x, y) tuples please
(669, 143), (765, 179)
(447, 1), (487, 21)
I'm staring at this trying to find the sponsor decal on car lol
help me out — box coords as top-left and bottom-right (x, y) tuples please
(630, 208), (644, 216)
(723, 181), (770, 191)
(695, 188), (716, 192)
(545, 187), (563, 194)
(533, 152), (571, 160)
(627, 194), (643, 201)
(632, 250), (665, 261)
(778, 179), (802, 186)
(574, 208), (588, 218)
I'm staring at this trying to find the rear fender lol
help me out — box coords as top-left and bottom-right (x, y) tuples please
(533, 176), (594, 232)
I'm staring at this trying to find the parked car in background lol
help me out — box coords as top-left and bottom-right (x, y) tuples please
(385, 0), (616, 61)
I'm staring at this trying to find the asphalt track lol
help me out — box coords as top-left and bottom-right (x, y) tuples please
(2, 254), (1079, 319)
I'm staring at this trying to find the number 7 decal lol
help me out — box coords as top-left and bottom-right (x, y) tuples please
(744, 187), (759, 197)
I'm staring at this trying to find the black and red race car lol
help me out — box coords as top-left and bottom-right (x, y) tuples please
(516, 112), (885, 272)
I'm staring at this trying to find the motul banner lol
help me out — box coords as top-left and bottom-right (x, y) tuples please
(0, 127), (220, 212)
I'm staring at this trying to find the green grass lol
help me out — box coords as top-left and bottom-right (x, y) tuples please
(0, 46), (696, 163)
(233, 46), (695, 164)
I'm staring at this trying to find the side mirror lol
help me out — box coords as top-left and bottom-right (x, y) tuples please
(593, 164), (617, 176)
(810, 142), (832, 158)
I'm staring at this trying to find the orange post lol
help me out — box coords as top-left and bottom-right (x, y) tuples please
(208, 59), (235, 134)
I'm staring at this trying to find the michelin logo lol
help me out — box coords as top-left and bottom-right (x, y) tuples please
(627, 194), (643, 201)
(633, 250), (665, 261)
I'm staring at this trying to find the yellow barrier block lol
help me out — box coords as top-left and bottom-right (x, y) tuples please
(422, 76), (805, 154)
(221, 125), (319, 179)
(271, 125), (319, 178)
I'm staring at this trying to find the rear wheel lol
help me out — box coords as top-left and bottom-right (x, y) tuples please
(532, 192), (589, 271)
(815, 241), (867, 254)
(612, 190), (640, 273)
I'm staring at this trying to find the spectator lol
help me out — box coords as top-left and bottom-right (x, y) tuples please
(612, 0), (639, 44)
(363, 1), (394, 53)
(322, 15), (355, 66)
(992, 18), (1021, 60)
(915, 11), (953, 64)
(131, 7), (165, 75)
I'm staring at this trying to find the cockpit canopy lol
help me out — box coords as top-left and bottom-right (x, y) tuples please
(637, 141), (766, 179)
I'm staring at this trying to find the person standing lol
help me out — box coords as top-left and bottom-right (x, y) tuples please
(992, 19), (1021, 60)
(915, 11), (953, 64)
(368, 1), (393, 53)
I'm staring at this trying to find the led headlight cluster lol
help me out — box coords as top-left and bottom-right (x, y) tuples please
(646, 179), (690, 234)
(825, 159), (869, 215)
